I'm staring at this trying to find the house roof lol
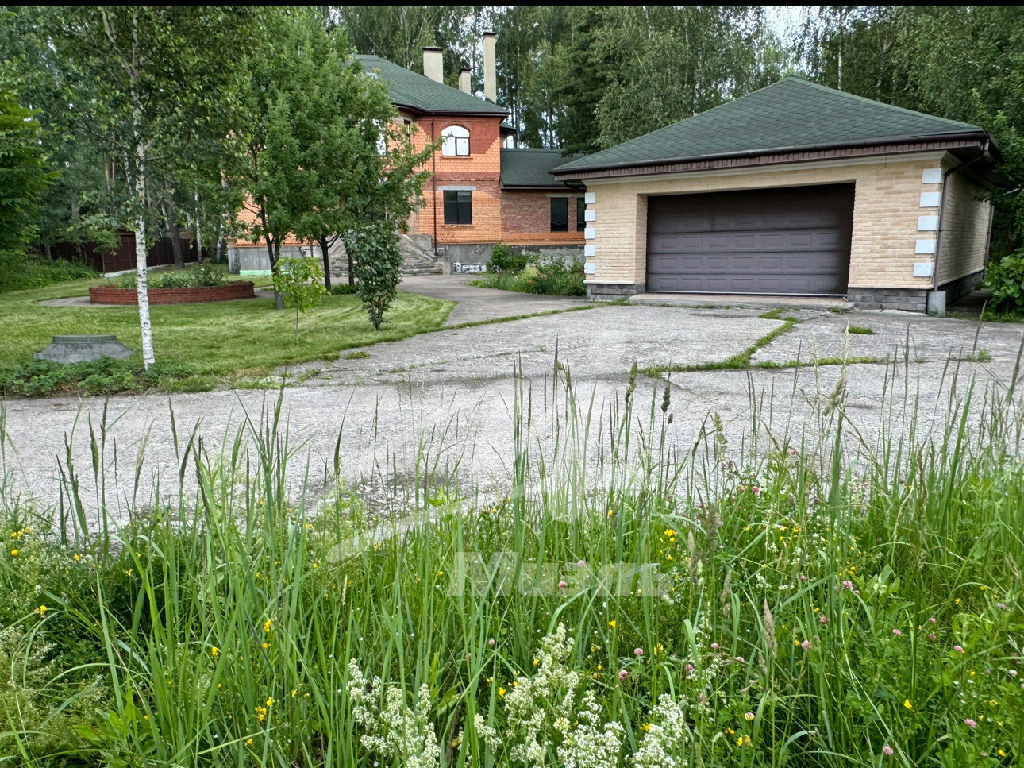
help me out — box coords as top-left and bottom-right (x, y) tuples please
(552, 76), (988, 176)
(500, 149), (581, 188)
(356, 55), (507, 117)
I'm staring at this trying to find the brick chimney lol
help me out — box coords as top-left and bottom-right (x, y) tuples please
(423, 46), (443, 84)
(483, 32), (496, 102)
(459, 67), (471, 95)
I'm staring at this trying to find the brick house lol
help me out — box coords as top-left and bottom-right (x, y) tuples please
(360, 39), (585, 270)
(552, 77), (1002, 313)
(229, 36), (585, 276)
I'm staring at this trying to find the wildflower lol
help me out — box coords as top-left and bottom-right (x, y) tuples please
(558, 580), (568, 590)
(634, 648), (643, 656)
(801, 641), (812, 651)
(211, 646), (219, 657)
(488, 638), (495, 647)
(954, 645), (965, 653)
(264, 619), (273, 633)
(262, 642), (269, 650)
(498, 687), (506, 697)
(643, 723), (651, 732)
(577, 560), (586, 567)
(964, 718), (977, 729)
(736, 655), (746, 662)
(893, 629), (902, 636)
(928, 617), (937, 624)
(882, 745), (894, 756)
(928, 633), (937, 641)
(533, 658), (539, 667)
(745, 711), (755, 721)
(818, 614), (829, 625)
(9, 549), (17, 556)
(710, 642), (719, 650)
(903, 699), (912, 710)
(997, 602), (1007, 610)
(246, 739), (253, 745)
(685, 664), (694, 673)
(266, 697), (274, 708)
(618, 669), (629, 682)
(608, 620), (616, 628)
(841, 580), (853, 590)
(799, 574), (808, 582)
(36, 605), (47, 616)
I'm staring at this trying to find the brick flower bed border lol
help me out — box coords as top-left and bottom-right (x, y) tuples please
(89, 282), (256, 305)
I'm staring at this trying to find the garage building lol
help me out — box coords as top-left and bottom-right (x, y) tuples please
(551, 77), (1001, 313)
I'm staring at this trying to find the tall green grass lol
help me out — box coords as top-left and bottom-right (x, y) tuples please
(1, 349), (1023, 766)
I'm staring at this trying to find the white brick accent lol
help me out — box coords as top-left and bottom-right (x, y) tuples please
(584, 209), (596, 222)
(583, 244), (596, 258)
(913, 262), (934, 277)
(921, 168), (942, 184)
(915, 239), (937, 255)
(583, 262), (596, 275)
(584, 191), (596, 204)
(917, 215), (939, 231)
(920, 191), (940, 207)
(584, 227), (596, 240)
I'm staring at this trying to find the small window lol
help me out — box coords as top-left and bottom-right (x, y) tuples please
(441, 125), (470, 157)
(576, 198), (586, 231)
(444, 190), (472, 225)
(550, 197), (568, 232)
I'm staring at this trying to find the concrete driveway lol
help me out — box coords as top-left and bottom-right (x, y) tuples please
(3, 278), (1022, 525)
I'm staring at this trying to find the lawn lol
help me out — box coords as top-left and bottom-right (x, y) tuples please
(0, 274), (454, 393)
(1, 367), (1021, 766)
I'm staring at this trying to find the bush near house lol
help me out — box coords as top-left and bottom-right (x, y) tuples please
(115, 261), (228, 290)
(474, 252), (586, 297)
(983, 249), (1024, 315)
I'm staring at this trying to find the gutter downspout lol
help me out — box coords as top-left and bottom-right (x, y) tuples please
(431, 117), (438, 256)
(930, 141), (990, 313)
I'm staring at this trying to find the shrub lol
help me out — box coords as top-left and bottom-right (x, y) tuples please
(330, 283), (357, 295)
(272, 256), (327, 335)
(0, 251), (97, 293)
(116, 262), (228, 290)
(489, 243), (529, 273)
(348, 224), (403, 330)
(0, 357), (143, 397)
(983, 249), (1024, 314)
(523, 254), (586, 296)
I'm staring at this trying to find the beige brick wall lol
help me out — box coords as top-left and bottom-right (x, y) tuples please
(937, 159), (991, 286)
(583, 152), (989, 291)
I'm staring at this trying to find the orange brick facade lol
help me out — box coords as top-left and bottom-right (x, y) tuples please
(405, 111), (585, 249)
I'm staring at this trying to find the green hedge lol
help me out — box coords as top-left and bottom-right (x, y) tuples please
(0, 251), (98, 293)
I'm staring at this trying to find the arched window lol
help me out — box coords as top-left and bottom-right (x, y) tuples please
(441, 125), (470, 157)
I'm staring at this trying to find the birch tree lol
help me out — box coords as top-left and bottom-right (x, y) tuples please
(53, 7), (253, 368)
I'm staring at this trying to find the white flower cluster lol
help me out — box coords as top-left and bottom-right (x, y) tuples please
(631, 694), (690, 768)
(347, 660), (440, 768)
(502, 623), (622, 767)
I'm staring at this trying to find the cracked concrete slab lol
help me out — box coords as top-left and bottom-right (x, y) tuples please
(2, 284), (1023, 528)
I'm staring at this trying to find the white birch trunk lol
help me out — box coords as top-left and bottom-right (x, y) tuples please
(134, 133), (156, 369)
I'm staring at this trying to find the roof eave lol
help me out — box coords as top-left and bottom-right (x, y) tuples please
(551, 131), (991, 177)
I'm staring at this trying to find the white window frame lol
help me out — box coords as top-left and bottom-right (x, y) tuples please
(441, 124), (470, 157)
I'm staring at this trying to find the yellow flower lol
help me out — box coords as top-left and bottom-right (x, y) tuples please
(533, 658), (539, 667)
(211, 646), (219, 657)
(498, 687), (506, 697)
(262, 642), (269, 650)
(745, 712), (755, 721)
(74, 554), (81, 561)
(247, 739), (253, 745)
(264, 619), (273, 633)
(643, 723), (652, 732)
(9, 549), (18, 556)
(37, 605), (47, 616)
(903, 699), (912, 710)
(608, 620), (616, 628)
(597, 665), (603, 671)
(266, 697), (274, 708)
(292, 689), (298, 698)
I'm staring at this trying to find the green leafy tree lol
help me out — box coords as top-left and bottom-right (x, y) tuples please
(51, 7), (255, 368)
(272, 256), (327, 336)
(0, 88), (52, 253)
(347, 223), (403, 330)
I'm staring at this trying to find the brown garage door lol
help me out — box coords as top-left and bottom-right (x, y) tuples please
(646, 184), (854, 295)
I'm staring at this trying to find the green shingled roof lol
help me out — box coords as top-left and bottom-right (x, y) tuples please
(553, 76), (985, 175)
(356, 55), (507, 116)
(500, 149), (581, 187)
